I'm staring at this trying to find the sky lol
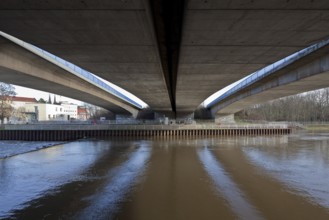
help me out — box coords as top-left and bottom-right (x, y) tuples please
(14, 85), (83, 105)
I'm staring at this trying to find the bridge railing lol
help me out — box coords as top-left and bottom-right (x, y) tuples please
(0, 31), (144, 109)
(206, 38), (329, 108)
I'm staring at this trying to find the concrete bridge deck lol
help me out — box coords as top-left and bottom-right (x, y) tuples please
(1, 0), (329, 116)
(0, 35), (141, 116)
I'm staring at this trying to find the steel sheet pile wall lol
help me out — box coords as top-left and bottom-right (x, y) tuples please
(0, 128), (291, 141)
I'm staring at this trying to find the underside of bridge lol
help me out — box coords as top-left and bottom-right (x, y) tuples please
(208, 42), (329, 118)
(1, 0), (329, 118)
(0, 36), (140, 117)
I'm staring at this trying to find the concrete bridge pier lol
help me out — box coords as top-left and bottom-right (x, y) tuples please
(136, 108), (155, 120)
(193, 107), (236, 124)
(194, 107), (213, 119)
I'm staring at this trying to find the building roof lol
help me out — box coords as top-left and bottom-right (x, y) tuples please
(11, 96), (38, 103)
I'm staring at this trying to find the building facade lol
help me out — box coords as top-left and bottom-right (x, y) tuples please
(11, 96), (38, 108)
(5, 95), (90, 123)
(8, 96), (38, 123)
(25, 102), (78, 121)
(77, 106), (90, 120)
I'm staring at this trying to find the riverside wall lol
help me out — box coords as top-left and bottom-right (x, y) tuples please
(0, 124), (291, 141)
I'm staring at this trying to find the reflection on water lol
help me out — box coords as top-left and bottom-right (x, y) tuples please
(243, 134), (329, 208)
(75, 142), (151, 220)
(198, 147), (263, 220)
(0, 141), (107, 218)
(0, 133), (329, 219)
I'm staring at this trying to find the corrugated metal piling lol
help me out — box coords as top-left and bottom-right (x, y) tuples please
(0, 124), (291, 141)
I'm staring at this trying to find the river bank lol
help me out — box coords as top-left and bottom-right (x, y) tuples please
(305, 124), (329, 131)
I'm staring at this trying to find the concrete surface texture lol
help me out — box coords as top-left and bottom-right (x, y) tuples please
(0, 37), (139, 117)
(211, 45), (329, 116)
(176, 0), (329, 113)
(1, 0), (329, 116)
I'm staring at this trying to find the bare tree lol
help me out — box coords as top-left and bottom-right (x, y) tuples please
(0, 82), (16, 124)
(83, 103), (98, 119)
(235, 87), (329, 122)
(82, 102), (115, 120)
(11, 107), (27, 123)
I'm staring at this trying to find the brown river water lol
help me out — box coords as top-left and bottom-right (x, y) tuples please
(1, 131), (329, 219)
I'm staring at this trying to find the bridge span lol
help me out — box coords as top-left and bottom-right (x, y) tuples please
(199, 39), (329, 119)
(0, 34), (141, 117)
(1, 1), (329, 117)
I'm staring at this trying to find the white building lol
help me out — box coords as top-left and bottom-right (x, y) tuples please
(25, 102), (78, 121)
(60, 102), (78, 119)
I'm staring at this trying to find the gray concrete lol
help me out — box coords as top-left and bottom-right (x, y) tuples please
(176, 1), (329, 113)
(0, 36), (139, 117)
(0, 0), (172, 113)
(1, 1), (329, 115)
(210, 44), (329, 117)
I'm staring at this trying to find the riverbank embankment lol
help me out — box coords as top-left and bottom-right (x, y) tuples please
(0, 124), (291, 141)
